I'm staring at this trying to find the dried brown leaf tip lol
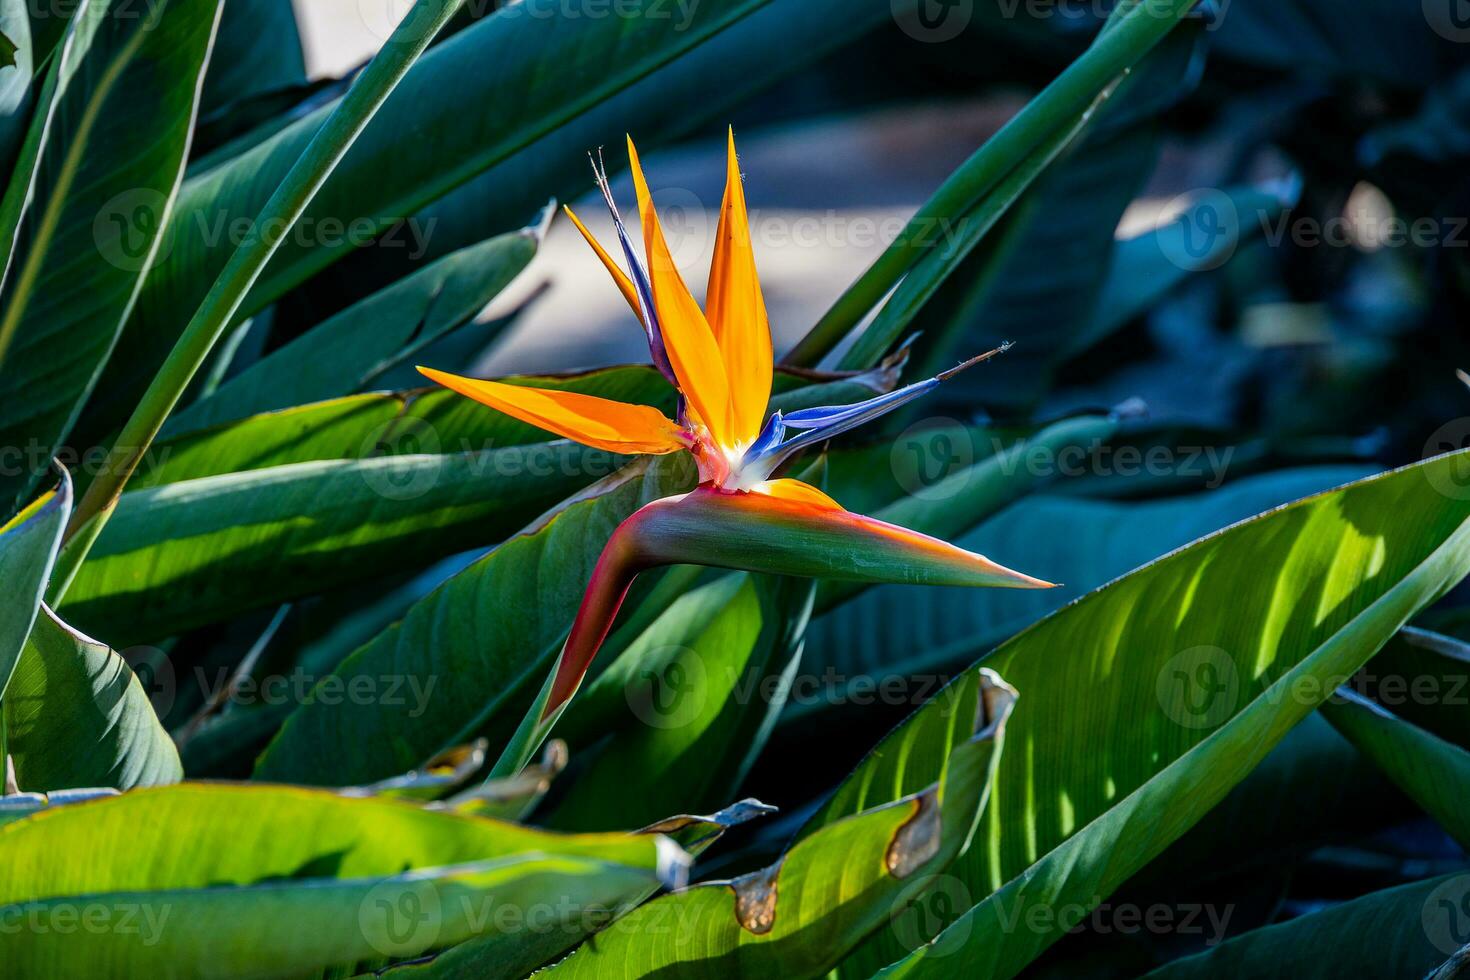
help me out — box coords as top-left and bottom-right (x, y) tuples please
(731, 861), (781, 935)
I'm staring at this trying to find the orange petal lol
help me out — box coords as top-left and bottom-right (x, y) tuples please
(626, 136), (734, 449)
(707, 128), (773, 447)
(755, 478), (842, 510)
(564, 205), (642, 324)
(417, 366), (686, 455)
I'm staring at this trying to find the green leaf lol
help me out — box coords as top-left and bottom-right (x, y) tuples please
(198, 0), (305, 116)
(5, 606), (180, 790)
(858, 451), (1470, 978)
(544, 572), (814, 831)
(1141, 874), (1470, 978)
(0, 25), (15, 68)
(165, 219), (544, 434)
(1322, 677), (1470, 850)
(59, 442), (605, 647)
(0, 0), (223, 514)
(141, 367), (671, 487)
(0, 473), (67, 702)
(0, 782), (678, 975)
(137, 366), (855, 489)
(391, 799), (776, 979)
(253, 454), (697, 786)
(537, 672), (1015, 979)
(805, 461), (1373, 704)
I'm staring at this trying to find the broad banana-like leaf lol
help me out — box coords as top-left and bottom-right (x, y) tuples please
(5, 606), (180, 790)
(165, 219), (545, 433)
(0, 783), (682, 977)
(59, 445), (599, 646)
(0, 472), (66, 700)
(253, 454), (697, 786)
(804, 465), (1376, 716)
(1322, 684), (1470, 849)
(851, 451), (1470, 979)
(1142, 873), (1470, 978)
(0, 0), (222, 514)
(537, 671), (1014, 979)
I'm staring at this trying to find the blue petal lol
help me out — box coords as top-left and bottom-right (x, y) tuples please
(591, 153), (679, 388)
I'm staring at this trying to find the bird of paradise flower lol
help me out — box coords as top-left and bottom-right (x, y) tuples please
(420, 131), (1052, 772)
